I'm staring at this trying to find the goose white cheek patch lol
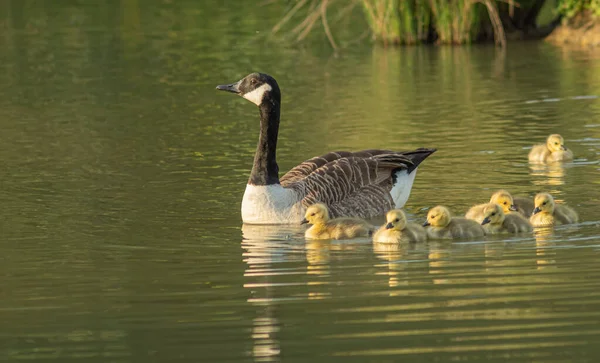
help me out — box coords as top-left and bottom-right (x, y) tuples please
(243, 83), (272, 106)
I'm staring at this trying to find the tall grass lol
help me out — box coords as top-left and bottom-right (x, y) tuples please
(273, 0), (508, 47)
(557, 0), (600, 19)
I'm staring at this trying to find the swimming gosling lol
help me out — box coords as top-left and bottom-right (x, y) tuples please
(530, 193), (579, 227)
(465, 190), (534, 223)
(302, 203), (375, 240)
(373, 209), (427, 243)
(528, 134), (573, 163)
(425, 205), (485, 240)
(481, 203), (533, 234)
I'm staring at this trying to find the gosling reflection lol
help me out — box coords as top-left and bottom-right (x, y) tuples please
(373, 241), (417, 290)
(427, 241), (451, 285)
(533, 226), (557, 270)
(305, 239), (330, 276)
(529, 162), (567, 186)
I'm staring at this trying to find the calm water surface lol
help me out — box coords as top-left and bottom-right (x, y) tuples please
(1, 1), (600, 362)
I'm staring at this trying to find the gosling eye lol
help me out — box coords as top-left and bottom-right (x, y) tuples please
(542, 202), (547, 205)
(311, 213), (316, 216)
(394, 218), (399, 222)
(503, 201), (507, 205)
(491, 212), (496, 216)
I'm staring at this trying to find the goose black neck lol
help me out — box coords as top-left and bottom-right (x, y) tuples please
(249, 99), (280, 185)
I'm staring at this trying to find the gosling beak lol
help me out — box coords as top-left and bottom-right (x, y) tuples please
(560, 145), (568, 151)
(481, 217), (491, 225)
(532, 207), (541, 215)
(216, 80), (241, 94)
(301, 218), (309, 225)
(423, 221), (430, 227)
(509, 204), (518, 211)
(385, 222), (393, 229)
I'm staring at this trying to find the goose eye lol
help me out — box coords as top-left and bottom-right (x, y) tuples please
(491, 212), (496, 216)
(503, 201), (507, 205)
(542, 202), (547, 205)
(311, 213), (316, 216)
(394, 218), (399, 222)
(431, 216), (436, 219)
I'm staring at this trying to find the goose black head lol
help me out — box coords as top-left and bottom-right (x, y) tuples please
(216, 72), (281, 107)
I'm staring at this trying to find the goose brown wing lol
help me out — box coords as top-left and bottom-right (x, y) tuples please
(280, 148), (434, 185)
(285, 154), (415, 219)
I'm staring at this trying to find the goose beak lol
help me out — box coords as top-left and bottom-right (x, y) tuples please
(301, 218), (309, 225)
(422, 221), (430, 227)
(560, 145), (567, 151)
(385, 222), (393, 229)
(216, 81), (241, 94)
(532, 207), (541, 215)
(509, 204), (518, 211)
(481, 217), (491, 225)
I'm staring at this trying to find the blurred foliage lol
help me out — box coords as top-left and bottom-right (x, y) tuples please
(557, 0), (600, 19)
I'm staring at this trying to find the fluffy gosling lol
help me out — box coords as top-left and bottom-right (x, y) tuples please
(373, 209), (427, 243)
(528, 134), (573, 163)
(465, 189), (534, 223)
(302, 203), (375, 240)
(530, 193), (579, 227)
(425, 205), (485, 240)
(490, 189), (535, 218)
(481, 203), (533, 234)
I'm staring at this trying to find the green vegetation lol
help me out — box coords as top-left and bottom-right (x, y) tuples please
(273, 0), (600, 48)
(557, 0), (600, 19)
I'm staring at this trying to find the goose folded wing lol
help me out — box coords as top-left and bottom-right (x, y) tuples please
(280, 149), (401, 185)
(288, 154), (414, 218)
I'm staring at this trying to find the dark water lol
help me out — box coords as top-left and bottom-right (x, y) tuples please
(1, 1), (600, 362)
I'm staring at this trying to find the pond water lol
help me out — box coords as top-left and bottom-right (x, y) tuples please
(1, 1), (600, 362)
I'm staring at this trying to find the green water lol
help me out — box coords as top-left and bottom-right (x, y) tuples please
(1, 1), (600, 362)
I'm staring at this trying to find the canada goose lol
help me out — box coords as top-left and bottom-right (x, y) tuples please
(302, 203), (375, 240)
(528, 134), (573, 163)
(530, 192), (579, 227)
(425, 205), (485, 240)
(480, 203), (533, 234)
(373, 209), (427, 243)
(216, 73), (436, 224)
(465, 189), (534, 223)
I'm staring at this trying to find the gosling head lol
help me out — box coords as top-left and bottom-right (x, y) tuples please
(423, 206), (451, 228)
(385, 209), (408, 231)
(301, 203), (330, 225)
(546, 134), (567, 153)
(216, 72), (281, 107)
(489, 190), (518, 214)
(481, 203), (505, 226)
(532, 193), (555, 215)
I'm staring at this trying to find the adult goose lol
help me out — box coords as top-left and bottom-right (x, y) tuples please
(216, 72), (436, 225)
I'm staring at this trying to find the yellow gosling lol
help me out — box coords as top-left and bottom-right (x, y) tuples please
(530, 193), (579, 227)
(490, 189), (535, 218)
(465, 189), (533, 223)
(425, 205), (485, 240)
(302, 203), (375, 240)
(528, 134), (574, 163)
(481, 203), (533, 234)
(373, 209), (427, 243)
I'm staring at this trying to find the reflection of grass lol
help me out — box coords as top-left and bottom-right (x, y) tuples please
(273, 0), (507, 47)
